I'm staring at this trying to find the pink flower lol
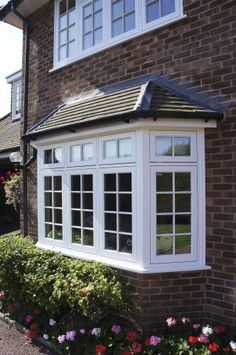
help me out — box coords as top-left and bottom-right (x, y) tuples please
(166, 317), (176, 327)
(25, 314), (33, 323)
(111, 324), (121, 334)
(198, 333), (209, 343)
(193, 323), (201, 329)
(132, 342), (142, 353)
(66, 330), (76, 341)
(182, 317), (190, 324)
(80, 329), (85, 334)
(57, 334), (65, 344)
(0, 291), (5, 300)
(150, 336), (161, 346)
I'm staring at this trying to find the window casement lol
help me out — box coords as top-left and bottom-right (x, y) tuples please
(67, 138), (96, 166)
(42, 144), (64, 168)
(12, 80), (21, 120)
(53, 0), (184, 68)
(99, 132), (135, 164)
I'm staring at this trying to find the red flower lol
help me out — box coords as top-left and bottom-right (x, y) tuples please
(26, 330), (37, 341)
(95, 344), (106, 355)
(188, 336), (198, 344)
(126, 330), (138, 342)
(30, 323), (38, 331)
(132, 342), (142, 353)
(213, 325), (226, 334)
(208, 343), (220, 352)
(145, 337), (151, 346)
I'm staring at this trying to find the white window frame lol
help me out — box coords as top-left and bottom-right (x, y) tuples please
(67, 138), (96, 166)
(12, 79), (21, 121)
(99, 166), (136, 263)
(41, 143), (65, 169)
(150, 165), (198, 264)
(150, 130), (197, 162)
(53, 0), (185, 69)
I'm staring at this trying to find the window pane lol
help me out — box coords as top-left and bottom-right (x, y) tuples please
(156, 172), (172, 192)
(45, 224), (53, 239)
(68, 0), (75, 10)
(83, 193), (93, 210)
(71, 145), (81, 162)
(175, 173), (191, 192)
(59, 13), (67, 29)
(124, 0), (135, 13)
(105, 232), (117, 250)
(83, 229), (94, 246)
(118, 173), (131, 192)
(83, 15), (93, 33)
(72, 193), (80, 208)
(45, 193), (52, 206)
(83, 175), (93, 191)
(83, 211), (93, 228)
(119, 214), (132, 233)
(60, 29), (67, 45)
(68, 8), (76, 23)
(119, 194), (131, 212)
(112, 0), (123, 19)
(83, 143), (93, 160)
(94, 10), (102, 28)
(54, 176), (62, 191)
(119, 138), (132, 157)
(104, 140), (117, 159)
(105, 213), (116, 231)
(94, 28), (103, 44)
(53, 148), (62, 163)
(94, 0), (102, 11)
(60, 0), (67, 15)
(54, 193), (62, 207)
(175, 194), (191, 212)
(175, 215), (191, 234)
(44, 150), (52, 164)
(104, 174), (116, 191)
(124, 12), (135, 32)
(72, 228), (81, 244)
(155, 136), (172, 156)
(59, 45), (67, 61)
(174, 137), (191, 156)
(45, 208), (52, 222)
(54, 225), (63, 240)
(162, 0), (175, 16)
(105, 193), (116, 211)
(157, 235), (173, 255)
(71, 175), (80, 191)
(68, 24), (76, 41)
(83, 2), (93, 17)
(44, 176), (52, 190)
(175, 235), (191, 254)
(112, 18), (123, 37)
(83, 32), (93, 49)
(54, 209), (62, 224)
(156, 194), (172, 213)
(68, 40), (76, 57)
(146, 0), (160, 23)
(156, 215), (173, 234)
(119, 234), (132, 253)
(72, 210), (81, 226)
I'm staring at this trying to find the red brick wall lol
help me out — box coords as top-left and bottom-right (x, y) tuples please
(23, 0), (236, 328)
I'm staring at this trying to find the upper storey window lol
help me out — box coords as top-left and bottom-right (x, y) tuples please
(54, 0), (184, 68)
(13, 80), (21, 120)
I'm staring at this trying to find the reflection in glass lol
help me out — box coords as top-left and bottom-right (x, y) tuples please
(44, 176), (52, 191)
(119, 214), (132, 233)
(119, 138), (132, 157)
(175, 235), (191, 254)
(124, 12), (135, 32)
(72, 210), (81, 226)
(54, 148), (62, 163)
(175, 173), (191, 191)
(112, 18), (123, 37)
(83, 229), (94, 246)
(54, 225), (63, 240)
(155, 136), (172, 156)
(54, 193), (62, 207)
(45, 208), (52, 223)
(83, 143), (93, 160)
(119, 234), (132, 253)
(146, 0), (160, 23)
(175, 194), (191, 212)
(83, 193), (93, 210)
(45, 224), (53, 239)
(156, 215), (173, 234)
(83, 175), (93, 191)
(71, 175), (80, 191)
(174, 137), (190, 156)
(83, 211), (93, 228)
(162, 0), (175, 16)
(104, 174), (116, 191)
(44, 150), (52, 164)
(156, 236), (173, 255)
(105, 213), (116, 231)
(71, 193), (80, 208)
(54, 209), (62, 224)
(156, 194), (172, 213)
(71, 145), (81, 162)
(175, 215), (191, 234)
(72, 228), (81, 244)
(105, 232), (117, 250)
(119, 194), (131, 212)
(105, 193), (116, 211)
(104, 140), (117, 159)
(112, 0), (122, 19)
(118, 173), (131, 191)
(54, 176), (62, 191)
(156, 173), (172, 192)
(45, 193), (52, 207)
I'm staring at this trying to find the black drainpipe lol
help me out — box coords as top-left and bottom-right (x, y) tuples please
(11, 1), (34, 237)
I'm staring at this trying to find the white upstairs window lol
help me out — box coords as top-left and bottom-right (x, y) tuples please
(12, 80), (21, 120)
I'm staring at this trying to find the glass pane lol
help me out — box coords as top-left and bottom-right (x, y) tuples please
(83, 211), (93, 228)
(83, 15), (93, 33)
(175, 235), (191, 254)
(83, 229), (94, 246)
(104, 140), (117, 159)
(83, 193), (93, 210)
(71, 175), (80, 191)
(60, 0), (67, 15)
(72, 228), (81, 244)
(156, 173), (172, 192)
(112, 0), (123, 19)
(156, 194), (172, 213)
(175, 173), (191, 192)
(146, 0), (160, 23)
(174, 137), (191, 156)
(157, 236), (173, 255)
(118, 173), (131, 192)
(44, 176), (52, 190)
(119, 214), (132, 233)
(71, 193), (80, 208)
(156, 215), (173, 234)
(83, 32), (93, 49)
(54, 209), (62, 224)
(72, 210), (81, 226)
(105, 213), (116, 231)
(155, 136), (172, 156)
(104, 174), (116, 191)
(94, 10), (102, 28)
(175, 194), (191, 212)
(59, 13), (67, 29)
(71, 145), (81, 162)
(119, 138), (132, 157)
(119, 234), (132, 253)
(105, 193), (116, 211)
(119, 194), (131, 212)
(60, 29), (67, 45)
(45, 193), (52, 206)
(54, 176), (62, 191)
(68, 8), (76, 23)
(83, 3), (93, 17)
(53, 148), (62, 163)
(68, 24), (76, 41)
(124, 12), (135, 32)
(68, 40), (76, 57)
(54, 225), (63, 240)
(162, 0), (175, 16)
(59, 45), (67, 61)
(45, 224), (53, 239)
(124, 0), (135, 13)
(44, 150), (52, 164)
(105, 232), (117, 250)
(68, 0), (75, 9)
(94, 0), (102, 11)
(83, 143), (93, 160)
(94, 28), (103, 44)
(54, 193), (62, 207)
(175, 215), (191, 234)
(45, 208), (52, 223)
(83, 175), (93, 191)
(112, 18), (123, 37)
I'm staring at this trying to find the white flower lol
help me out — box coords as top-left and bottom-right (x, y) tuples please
(43, 334), (49, 340)
(49, 318), (57, 326)
(202, 325), (213, 336)
(80, 329), (85, 334)
(230, 341), (236, 350)
(91, 327), (101, 336)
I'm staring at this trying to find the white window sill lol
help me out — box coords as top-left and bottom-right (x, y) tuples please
(36, 242), (211, 274)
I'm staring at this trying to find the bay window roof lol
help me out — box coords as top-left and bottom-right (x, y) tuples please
(25, 73), (227, 140)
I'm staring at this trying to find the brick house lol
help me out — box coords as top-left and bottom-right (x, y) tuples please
(0, 0), (235, 329)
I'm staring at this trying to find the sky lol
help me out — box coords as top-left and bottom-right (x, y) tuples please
(0, 0), (22, 118)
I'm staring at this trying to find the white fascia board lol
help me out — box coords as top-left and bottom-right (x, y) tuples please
(6, 69), (22, 84)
